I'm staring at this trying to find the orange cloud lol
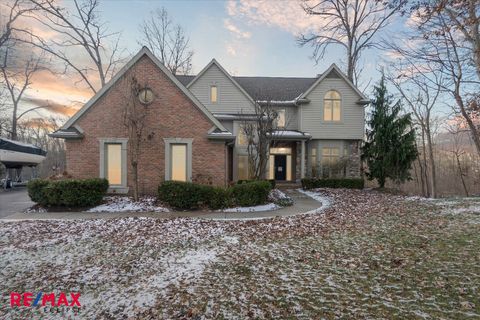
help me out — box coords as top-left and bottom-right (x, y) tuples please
(21, 96), (80, 117)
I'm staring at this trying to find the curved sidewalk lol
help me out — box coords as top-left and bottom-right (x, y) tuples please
(1, 189), (327, 221)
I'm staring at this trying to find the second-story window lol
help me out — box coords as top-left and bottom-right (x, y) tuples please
(324, 90), (341, 121)
(276, 109), (286, 128)
(210, 85), (218, 103)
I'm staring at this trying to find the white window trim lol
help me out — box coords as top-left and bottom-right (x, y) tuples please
(210, 85), (218, 104)
(323, 90), (342, 122)
(276, 109), (286, 128)
(164, 138), (193, 182)
(99, 138), (128, 194)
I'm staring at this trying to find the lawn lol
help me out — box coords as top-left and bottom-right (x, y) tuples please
(0, 189), (479, 319)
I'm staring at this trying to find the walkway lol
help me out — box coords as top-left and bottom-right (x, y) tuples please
(1, 189), (326, 221)
(0, 188), (34, 218)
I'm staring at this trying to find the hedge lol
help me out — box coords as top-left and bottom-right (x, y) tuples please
(27, 178), (109, 207)
(230, 180), (272, 207)
(158, 180), (273, 210)
(237, 179), (276, 189)
(301, 178), (364, 190)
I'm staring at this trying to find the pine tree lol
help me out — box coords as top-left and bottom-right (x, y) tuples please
(362, 75), (418, 188)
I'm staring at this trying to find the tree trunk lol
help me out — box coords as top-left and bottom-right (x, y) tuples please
(11, 102), (18, 140)
(454, 152), (469, 197)
(420, 128), (430, 197)
(346, 43), (354, 83)
(132, 162), (139, 201)
(455, 94), (480, 157)
(425, 122), (437, 198)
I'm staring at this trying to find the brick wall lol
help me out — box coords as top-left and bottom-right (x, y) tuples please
(65, 55), (226, 195)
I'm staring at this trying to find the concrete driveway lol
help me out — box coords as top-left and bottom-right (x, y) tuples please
(0, 188), (34, 218)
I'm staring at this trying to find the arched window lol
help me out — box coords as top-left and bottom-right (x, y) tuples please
(324, 90), (341, 121)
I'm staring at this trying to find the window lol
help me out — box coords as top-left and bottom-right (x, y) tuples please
(322, 147), (340, 166)
(99, 138), (128, 192)
(276, 109), (286, 128)
(106, 144), (122, 185)
(238, 155), (249, 180)
(210, 85), (218, 103)
(170, 144), (187, 181)
(164, 138), (192, 182)
(237, 125), (248, 146)
(322, 147), (340, 178)
(324, 90), (341, 121)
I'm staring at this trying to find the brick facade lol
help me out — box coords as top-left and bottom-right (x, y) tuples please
(65, 55), (226, 195)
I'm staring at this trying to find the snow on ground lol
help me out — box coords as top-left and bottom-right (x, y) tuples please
(222, 202), (279, 213)
(442, 205), (480, 215)
(297, 188), (332, 214)
(1, 189), (479, 319)
(268, 189), (289, 200)
(219, 189), (293, 213)
(87, 196), (169, 213)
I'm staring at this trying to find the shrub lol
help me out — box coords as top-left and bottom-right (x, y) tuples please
(27, 179), (50, 203)
(237, 179), (276, 189)
(27, 178), (109, 207)
(158, 181), (205, 210)
(158, 180), (272, 210)
(268, 189), (294, 207)
(230, 180), (272, 207)
(204, 187), (231, 210)
(301, 178), (364, 190)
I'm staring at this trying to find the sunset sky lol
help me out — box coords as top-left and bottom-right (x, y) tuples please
(15, 0), (411, 122)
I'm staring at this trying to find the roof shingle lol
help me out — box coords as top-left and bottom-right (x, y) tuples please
(175, 74), (318, 102)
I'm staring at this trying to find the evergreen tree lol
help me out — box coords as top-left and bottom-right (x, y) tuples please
(362, 75), (418, 188)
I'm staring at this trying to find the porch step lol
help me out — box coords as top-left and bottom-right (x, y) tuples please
(275, 182), (302, 190)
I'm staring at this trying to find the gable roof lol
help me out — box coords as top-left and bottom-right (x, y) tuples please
(300, 63), (369, 103)
(176, 63), (368, 105)
(60, 47), (227, 132)
(186, 59), (256, 106)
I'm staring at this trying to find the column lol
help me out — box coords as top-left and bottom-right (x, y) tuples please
(301, 140), (306, 179)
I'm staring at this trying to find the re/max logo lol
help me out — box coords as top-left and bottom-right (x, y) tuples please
(10, 292), (81, 307)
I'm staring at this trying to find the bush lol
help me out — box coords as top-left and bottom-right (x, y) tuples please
(158, 181), (204, 210)
(158, 180), (273, 210)
(27, 178), (109, 207)
(237, 179), (276, 189)
(27, 179), (50, 203)
(301, 178), (364, 190)
(268, 189), (294, 207)
(204, 186), (231, 210)
(230, 180), (272, 207)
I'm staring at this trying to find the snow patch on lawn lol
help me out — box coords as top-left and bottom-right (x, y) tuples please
(222, 203), (280, 213)
(297, 188), (332, 215)
(87, 196), (169, 213)
(80, 247), (218, 317)
(442, 205), (480, 215)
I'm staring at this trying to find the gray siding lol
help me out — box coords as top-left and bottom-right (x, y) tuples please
(300, 78), (365, 139)
(188, 64), (255, 114)
(273, 106), (298, 130)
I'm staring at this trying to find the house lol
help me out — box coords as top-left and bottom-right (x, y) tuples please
(51, 47), (368, 195)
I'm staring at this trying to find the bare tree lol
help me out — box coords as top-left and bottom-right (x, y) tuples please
(387, 68), (443, 197)
(15, 116), (66, 177)
(18, 0), (125, 93)
(121, 73), (149, 201)
(140, 7), (193, 75)
(446, 120), (470, 196)
(388, 12), (480, 157)
(0, 0), (39, 49)
(0, 44), (45, 139)
(413, 0), (480, 80)
(298, 0), (405, 84)
(239, 100), (281, 180)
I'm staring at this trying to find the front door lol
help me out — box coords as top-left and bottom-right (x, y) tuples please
(274, 155), (287, 180)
